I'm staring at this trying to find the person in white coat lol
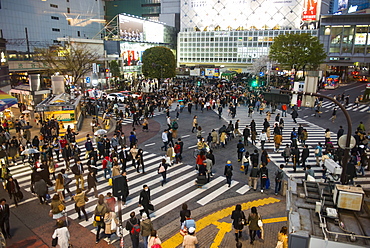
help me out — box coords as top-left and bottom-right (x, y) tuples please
(52, 220), (70, 248)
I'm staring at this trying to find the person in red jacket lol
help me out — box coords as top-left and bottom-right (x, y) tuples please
(59, 136), (68, 149)
(102, 156), (112, 179)
(174, 142), (181, 164)
(281, 104), (287, 117)
(195, 150), (206, 171)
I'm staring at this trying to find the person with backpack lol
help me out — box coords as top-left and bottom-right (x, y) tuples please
(231, 204), (246, 241)
(224, 160), (233, 187)
(260, 163), (268, 193)
(126, 211), (141, 248)
(94, 194), (109, 244)
(140, 213), (153, 248)
(158, 159), (169, 186)
(275, 164), (284, 195)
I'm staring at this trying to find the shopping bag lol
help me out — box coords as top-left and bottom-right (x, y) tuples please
(265, 178), (270, 189)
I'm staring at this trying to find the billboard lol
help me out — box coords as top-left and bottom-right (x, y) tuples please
(119, 15), (144, 41)
(302, 0), (318, 21)
(119, 14), (164, 43)
(337, 0), (348, 11)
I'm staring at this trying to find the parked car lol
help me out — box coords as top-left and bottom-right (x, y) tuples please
(107, 93), (125, 102)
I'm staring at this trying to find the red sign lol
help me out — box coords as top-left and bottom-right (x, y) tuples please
(302, 0), (317, 21)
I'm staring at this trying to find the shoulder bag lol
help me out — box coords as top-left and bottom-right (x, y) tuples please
(52, 237), (58, 247)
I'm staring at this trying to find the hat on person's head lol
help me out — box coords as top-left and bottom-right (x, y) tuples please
(188, 227), (195, 234)
(227, 160), (231, 164)
(142, 213), (148, 220)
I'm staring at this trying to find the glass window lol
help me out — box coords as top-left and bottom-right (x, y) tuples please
(354, 25), (368, 54)
(342, 26), (354, 53)
(329, 26), (342, 53)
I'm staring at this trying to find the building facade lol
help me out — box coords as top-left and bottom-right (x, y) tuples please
(0, 0), (104, 52)
(319, 14), (370, 67)
(178, 0), (319, 69)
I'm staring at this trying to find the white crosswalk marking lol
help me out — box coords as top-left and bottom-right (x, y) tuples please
(7, 134), (251, 241)
(317, 101), (368, 112)
(217, 106), (338, 180)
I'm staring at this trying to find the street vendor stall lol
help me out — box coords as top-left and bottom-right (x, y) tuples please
(0, 90), (18, 129)
(35, 93), (82, 130)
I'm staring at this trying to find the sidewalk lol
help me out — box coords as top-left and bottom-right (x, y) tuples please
(158, 193), (287, 248)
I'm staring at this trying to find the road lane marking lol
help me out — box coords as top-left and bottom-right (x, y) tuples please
(162, 197), (280, 247)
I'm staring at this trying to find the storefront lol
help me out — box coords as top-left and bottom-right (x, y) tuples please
(35, 93), (82, 129)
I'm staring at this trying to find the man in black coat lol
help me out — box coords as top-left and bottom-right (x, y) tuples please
(0, 198), (11, 239)
(102, 135), (111, 158)
(243, 126), (251, 146)
(138, 185), (151, 217)
(250, 149), (259, 166)
(301, 145), (310, 170)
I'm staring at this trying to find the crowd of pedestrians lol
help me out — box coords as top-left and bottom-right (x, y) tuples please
(0, 78), (369, 247)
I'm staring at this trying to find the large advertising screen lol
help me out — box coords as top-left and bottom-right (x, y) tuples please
(119, 15), (144, 41)
(119, 14), (164, 43)
(302, 0), (317, 21)
(120, 42), (155, 66)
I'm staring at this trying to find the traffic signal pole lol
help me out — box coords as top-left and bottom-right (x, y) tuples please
(279, 90), (352, 185)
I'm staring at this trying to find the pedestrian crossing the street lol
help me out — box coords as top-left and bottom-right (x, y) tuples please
(7, 140), (252, 242)
(218, 107), (339, 180)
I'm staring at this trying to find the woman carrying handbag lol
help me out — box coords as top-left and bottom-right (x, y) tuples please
(231, 204), (246, 241)
(52, 220), (70, 248)
(247, 207), (263, 245)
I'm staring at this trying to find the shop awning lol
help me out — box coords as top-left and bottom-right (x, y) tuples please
(0, 90), (18, 111)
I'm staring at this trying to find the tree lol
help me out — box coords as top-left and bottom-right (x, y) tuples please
(269, 33), (326, 77)
(141, 46), (176, 81)
(34, 44), (99, 86)
(109, 60), (121, 78)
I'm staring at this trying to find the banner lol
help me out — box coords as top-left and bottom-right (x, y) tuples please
(302, 0), (317, 21)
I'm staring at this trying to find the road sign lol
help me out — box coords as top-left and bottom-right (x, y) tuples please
(91, 73), (98, 87)
(86, 77), (91, 84)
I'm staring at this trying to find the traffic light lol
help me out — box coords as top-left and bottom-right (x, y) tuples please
(105, 69), (110, 73)
(197, 81), (201, 86)
(251, 80), (258, 87)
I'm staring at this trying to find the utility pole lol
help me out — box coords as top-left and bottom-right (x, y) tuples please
(280, 90), (352, 184)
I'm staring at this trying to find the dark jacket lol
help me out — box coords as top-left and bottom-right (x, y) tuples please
(0, 203), (10, 220)
(302, 148), (309, 159)
(34, 179), (48, 196)
(231, 210), (246, 230)
(71, 163), (84, 176)
(139, 189), (151, 207)
(250, 167), (260, 178)
(126, 216), (140, 232)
